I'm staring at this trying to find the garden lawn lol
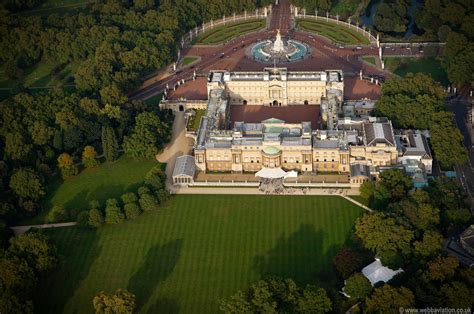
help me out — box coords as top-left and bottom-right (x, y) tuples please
(194, 19), (265, 45)
(22, 156), (159, 225)
(144, 92), (163, 106)
(36, 195), (363, 313)
(296, 18), (370, 45)
(361, 56), (376, 66)
(384, 57), (448, 86)
(186, 109), (206, 131)
(182, 56), (199, 66)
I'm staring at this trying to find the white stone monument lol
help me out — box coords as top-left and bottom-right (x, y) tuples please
(272, 29), (285, 53)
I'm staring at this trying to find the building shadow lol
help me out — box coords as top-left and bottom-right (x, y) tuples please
(127, 239), (183, 311)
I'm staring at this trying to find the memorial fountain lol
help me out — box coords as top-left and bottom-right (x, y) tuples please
(250, 29), (309, 63)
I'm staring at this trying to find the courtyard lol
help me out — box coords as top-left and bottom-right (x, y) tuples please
(35, 194), (363, 313)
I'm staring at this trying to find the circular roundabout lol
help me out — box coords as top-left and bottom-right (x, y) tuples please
(250, 29), (310, 64)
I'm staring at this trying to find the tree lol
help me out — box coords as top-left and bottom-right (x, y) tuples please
(344, 273), (372, 300)
(46, 205), (68, 223)
(89, 208), (105, 228)
(332, 246), (364, 279)
(425, 256), (459, 282)
(430, 112), (467, 169)
(123, 112), (170, 160)
(401, 200), (440, 231)
(359, 181), (375, 203)
(92, 289), (135, 314)
(138, 192), (159, 211)
(375, 73), (444, 129)
(82, 146), (99, 168)
(76, 211), (90, 227)
(221, 277), (332, 313)
(57, 153), (78, 178)
(7, 231), (58, 275)
(440, 281), (473, 308)
(9, 168), (45, 201)
(414, 230), (443, 258)
(104, 199), (125, 224)
(379, 250), (405, 270)
(355, 213), (414, 254)
(0, 257), (35, 314)
(144, 165), (166, 191)
(101, 126), (119, 162)
(378, 169), (413, 200)
(4, 132), (32, 161)
(365, 285), (414, 313)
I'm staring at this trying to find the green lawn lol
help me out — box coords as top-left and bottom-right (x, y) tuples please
(19, 0), (92, 16)
(296, 18), (370, 45)
(0, 60), (79, 89)
(194, 19), (266, 45)
(182, 56), (199, 66)
(384, 57), (448, 86)
(186, 109), (206, 131)
(22, 156), (159, 225)
(144, 93), (164, 106)
(36, 195), (363, 313)
(361, 56), (377, 66)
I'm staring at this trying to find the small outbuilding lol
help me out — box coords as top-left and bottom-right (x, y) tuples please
(362, 258), (403, 286)
(172, 155), (195, 186)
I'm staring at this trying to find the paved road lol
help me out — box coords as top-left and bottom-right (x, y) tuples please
(10, 222), (77, 236)
(155, 112), (194, 190)
(447, 87), (474, 204)
(128, 0), (389, 101)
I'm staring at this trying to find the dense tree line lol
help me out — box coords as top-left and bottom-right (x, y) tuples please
(0, 231), (58, 313)
(373, 0), (410, 34)
(0, 0), (272, 226)
(375, 73), (467, 169)
(330, 171), (474, 311)
(415, 0), (473, 86)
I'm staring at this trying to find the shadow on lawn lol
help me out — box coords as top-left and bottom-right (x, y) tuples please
(35, 228), (102, 313)
(127, 239), (183, 312)
(253, 224), (337, 287)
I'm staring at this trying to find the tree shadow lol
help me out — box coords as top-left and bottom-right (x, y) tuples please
(146, 297), (180, 314)
(127, 239), (183, 311)
(253, 224), (326, 286)
(35, 227), (102, 313)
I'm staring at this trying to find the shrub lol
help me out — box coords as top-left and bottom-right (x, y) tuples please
(121, 192), (137, 204)
(76, 211), (90, 227)
(139, 193), (159, 211)
(46, 205), (68, 223)
(89, 208), (104, 227)
(124, 203), (141, 220)
(105, 199), (125, 224)
(156, 189), (170, 204)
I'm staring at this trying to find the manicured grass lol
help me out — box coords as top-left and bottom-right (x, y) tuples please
(143, 92), (163, 106)
(22, 156), (159, 225)
(19, 0), (92, 16)
(296, 18), (370, 45)
(384, 57), (448, 86)
(349, 195), (369, 206)
(36, 195), (363, 313)
(182, 56), (199, 66)
(361, 56), (377, 66)
(194, 19), (265, 45)
(186, 109), (206, 131)
(0, 60), (79, 89)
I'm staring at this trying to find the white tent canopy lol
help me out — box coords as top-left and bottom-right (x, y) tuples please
(285, 170), (298, 178)
(255, 167), (287, 179)
(362, 259), (403, 286)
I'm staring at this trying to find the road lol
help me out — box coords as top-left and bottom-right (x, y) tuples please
(446, 85), (474, 205)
